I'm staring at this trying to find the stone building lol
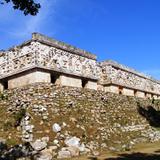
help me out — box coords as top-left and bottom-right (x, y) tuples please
(100, 61), (160, 99)
(0, 33), (160, 99)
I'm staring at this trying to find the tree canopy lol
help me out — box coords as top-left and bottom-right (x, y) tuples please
(0, 0), (41, 15)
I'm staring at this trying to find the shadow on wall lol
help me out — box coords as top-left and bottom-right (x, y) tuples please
(104, 152), (160, 160)
(137, 104), (160, 127)
(0, 142), (34, 160)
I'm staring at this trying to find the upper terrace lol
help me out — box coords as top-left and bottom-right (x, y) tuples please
(0, 33), (99, 81)
(1, 33), (160, 99)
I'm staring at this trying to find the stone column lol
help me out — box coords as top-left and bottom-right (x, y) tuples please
(105, 85), (119, 94)
(122, 88), (134, 96)
(0, 82), (4, 92)
(60, 75), (82, 88)
(8, 70), (51, 89)
(136, 91), (145, 98)
(85, 81), (97, 90)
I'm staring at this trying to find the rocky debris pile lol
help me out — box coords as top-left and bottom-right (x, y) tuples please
(0, 140), (35, 160)
(21, 114), (34, 142)
(0, 83), (160, 159)
(0, 135), (88, 159)
(32, 104), (49, 120)
(57, 136), (87, 159)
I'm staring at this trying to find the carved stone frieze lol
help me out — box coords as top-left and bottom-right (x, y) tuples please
(0, 41), (99, 80)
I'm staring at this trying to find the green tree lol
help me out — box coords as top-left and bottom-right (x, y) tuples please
(0, 0), (41, 15)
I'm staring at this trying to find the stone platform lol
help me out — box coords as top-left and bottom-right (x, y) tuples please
(0, 33), (160, 99)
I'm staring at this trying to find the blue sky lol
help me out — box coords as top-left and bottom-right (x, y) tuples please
(1, 0), (160, 79)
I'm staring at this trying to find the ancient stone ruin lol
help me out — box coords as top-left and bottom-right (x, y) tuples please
(1, 33), (160, 159)
(0, 33), (160, 99)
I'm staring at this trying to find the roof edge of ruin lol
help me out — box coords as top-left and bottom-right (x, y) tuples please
(101, 60), (160, 84)
(31, 32), (97, 60)
(0, 33), (97, 60)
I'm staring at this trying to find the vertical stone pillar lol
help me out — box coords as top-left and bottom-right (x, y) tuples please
(85, 81), (97, 90)
(8, 70), (51, 89)
(136, 91), (145, 98)
(122, 88), (134, 96)
(60, 75), (82, 88)
(0, 82), (4, 92)
(105, 85), (119, 94)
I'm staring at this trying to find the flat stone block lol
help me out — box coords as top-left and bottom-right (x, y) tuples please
(105, 85), (119, 94)
(122, 88), (134, 96)
(146, 93), (152, 99)
(8, 70), (51, 89)
(97, 85), (104, 91)
(136, 91), (145, 98)
(0, 82), (4, 92)
(85, 81), (97, 90)
(60, 75), (82, 88)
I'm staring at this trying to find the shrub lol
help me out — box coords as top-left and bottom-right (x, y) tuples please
(14, 108), (26, 127)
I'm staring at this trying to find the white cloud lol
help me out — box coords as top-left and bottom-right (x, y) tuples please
(11, 0), (57, 38)
(0, 0), (58, 40)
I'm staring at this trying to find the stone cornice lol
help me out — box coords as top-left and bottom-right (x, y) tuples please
(101, 60), (160, 85)
(31, 33), (97, 60)
(0, 65), (98, 81)
(103, 82), (160, 96)
(1, 33), (97, 60)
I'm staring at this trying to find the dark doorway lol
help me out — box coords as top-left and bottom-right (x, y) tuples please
(3, 81), (8, 90)
(51, 74), (59, 84)
(134, 90), (137, 96)
(82, 79), (88, 88)
(119, 86), (123, 95)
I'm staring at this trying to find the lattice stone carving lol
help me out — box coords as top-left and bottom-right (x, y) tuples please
(34, 42), (100, 79)
(0, 42), (100, 79)
(101, 63), (160, 94)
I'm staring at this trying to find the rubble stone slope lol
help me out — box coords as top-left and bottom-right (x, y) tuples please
(0, 83), (160, 159)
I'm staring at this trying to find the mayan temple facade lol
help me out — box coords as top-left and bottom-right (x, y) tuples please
(0, 33), (160, 99)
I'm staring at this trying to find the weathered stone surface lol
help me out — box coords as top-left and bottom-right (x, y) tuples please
(57, 150), (71, 159)
(41, 137), (49, 143)
(0, 82), (4, 92)
(31, 139), (47, 151)
(1, 83), (160, 159)
(0, 33), (99, 82)
(101, 60), (160, 96)
(8, 71), (51, 89)
(21, 114), (34, 142)
(1, 33), (160, 98)
(65, 136), (80, 148)
(35, 149), (53, 160)
(66, 146), (80, 157)
(52, 123), (61, 133)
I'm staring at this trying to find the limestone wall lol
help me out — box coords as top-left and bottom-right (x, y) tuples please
(0, 82), (4, 92)
(8, 70), (51, 89)
(0, 44), (36, 78)
(1, 33), (160, 97)
(0, 35), (100, 89)
(85, 80), (97, 90)
(104, 85), (119, 94)
(122, 88), (135, 96)
(59, 75), (82, 88)
(101, 60), (160, 96)
(34, 42), (99, 80)
(0, 34), (99, 81)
